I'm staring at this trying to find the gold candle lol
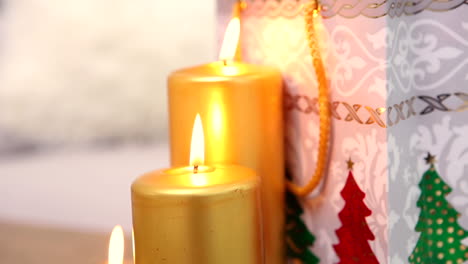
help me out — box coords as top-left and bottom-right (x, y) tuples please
(132, 115), (262, 264)
(168, 19), (284, 264)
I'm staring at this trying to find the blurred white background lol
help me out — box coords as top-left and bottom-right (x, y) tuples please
(0, 0), (216, 144)
(0, 0), (216, 234)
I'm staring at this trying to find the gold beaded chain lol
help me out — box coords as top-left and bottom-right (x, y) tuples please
(236, 0), (331, 197)
(286, 0), (331, 197)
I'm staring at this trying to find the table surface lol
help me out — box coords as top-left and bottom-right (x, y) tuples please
(0, 220), (133, 264)
(1, 143), (169, 233)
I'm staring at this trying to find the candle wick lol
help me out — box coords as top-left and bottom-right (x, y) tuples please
(194, 165), (199, 174)
(223, 59), (227, 66)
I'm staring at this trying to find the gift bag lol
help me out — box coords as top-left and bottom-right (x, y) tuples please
(218, 0), (468, 263)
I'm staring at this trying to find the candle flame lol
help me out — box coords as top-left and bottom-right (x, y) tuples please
(219, 18), (240, 62)
(108, 225), (124, 264)
(189, 114), (204, 168)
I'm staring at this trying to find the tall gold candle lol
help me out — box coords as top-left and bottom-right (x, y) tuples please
(132, 115), (262, 264)
(168, 19), (284, 264)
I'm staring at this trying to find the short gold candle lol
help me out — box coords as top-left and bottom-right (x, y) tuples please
(131, 164), (262, 264)
(168, 61), (284, 264)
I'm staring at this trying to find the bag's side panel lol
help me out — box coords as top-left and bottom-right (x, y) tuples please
(241, 0), (389, 263)
(387, 4), (468, 263)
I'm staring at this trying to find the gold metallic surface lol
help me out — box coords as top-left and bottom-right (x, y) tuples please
(168, 61), (285, 264)
(132, 165), (261, 264)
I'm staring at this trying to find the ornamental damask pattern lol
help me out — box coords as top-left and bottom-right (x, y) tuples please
(244, 12), (468, 102)
(387, 19), (468, 95)
(232, 0), (468, 263)
(244, 0), (468, 18)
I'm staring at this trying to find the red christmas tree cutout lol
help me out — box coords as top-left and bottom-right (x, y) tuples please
(333, 158), (379, 264)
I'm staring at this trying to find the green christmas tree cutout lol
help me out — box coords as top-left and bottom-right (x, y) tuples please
(285, 169), (320, 264)
(409, 153), (468, 264)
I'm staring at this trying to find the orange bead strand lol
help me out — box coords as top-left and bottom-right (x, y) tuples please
(287, 1), (331, 197)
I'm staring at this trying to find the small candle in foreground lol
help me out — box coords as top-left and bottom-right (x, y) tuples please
(107, 225), (132, 264)
(132, 115), (262, 264)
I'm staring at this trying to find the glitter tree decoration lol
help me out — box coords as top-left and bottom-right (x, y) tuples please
(333, 159), (379, 264)
(285, 169), (320, 264)
(409, 153), (468, 264)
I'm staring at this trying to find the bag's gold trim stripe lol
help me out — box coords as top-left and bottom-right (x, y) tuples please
(285, 92), (468, 128)
(244, 0), (467, 19)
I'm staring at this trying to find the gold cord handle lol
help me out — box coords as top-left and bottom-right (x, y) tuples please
(287, 1), (331, 197)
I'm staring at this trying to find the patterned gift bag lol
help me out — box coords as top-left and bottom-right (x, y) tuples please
(218, 0), (468, 263)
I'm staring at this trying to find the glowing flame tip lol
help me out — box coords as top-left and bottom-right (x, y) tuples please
(219, 18), (240, 61)
(189, 114), (204, 167)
